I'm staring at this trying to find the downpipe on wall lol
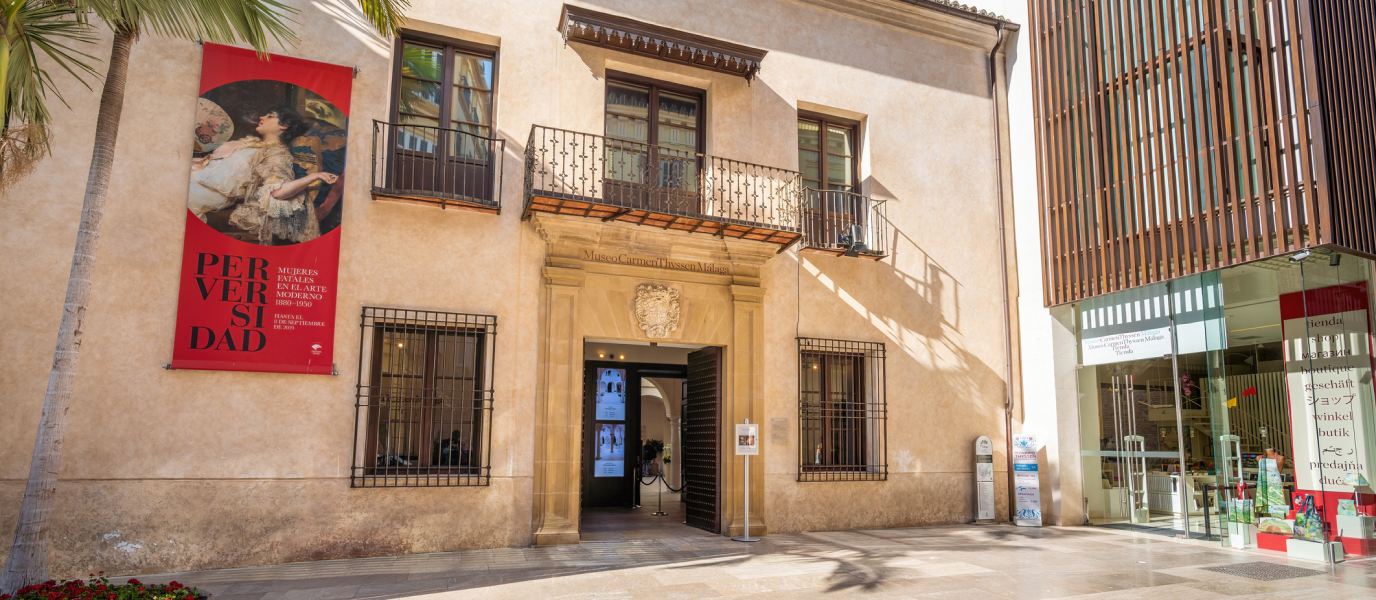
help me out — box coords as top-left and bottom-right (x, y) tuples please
(986, 22), (1017, 524)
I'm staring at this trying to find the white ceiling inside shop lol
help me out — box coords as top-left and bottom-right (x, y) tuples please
(1223, 267), (1281, 346)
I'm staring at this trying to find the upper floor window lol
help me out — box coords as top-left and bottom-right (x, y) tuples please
(604, 77), (703, 195)
(374, 35), (502, 208)
(605, 80), (701, 152)
(799, 115), (868, 250)
(798, 116), (857, 193)
(395, 39), (494, 159)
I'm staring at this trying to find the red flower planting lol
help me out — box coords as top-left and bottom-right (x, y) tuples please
(0, 575), (204, 600)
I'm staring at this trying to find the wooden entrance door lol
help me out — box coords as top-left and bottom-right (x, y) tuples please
(683, 347), (722, 533)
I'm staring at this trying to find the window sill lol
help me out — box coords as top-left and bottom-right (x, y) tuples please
(371, 188), (501, 214)
(797, 468), (886, 482)
(351, 473), (490, 488)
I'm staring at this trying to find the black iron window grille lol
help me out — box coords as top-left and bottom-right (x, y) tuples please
(353, 307), (496, 487)
(798, 338), (887, 482)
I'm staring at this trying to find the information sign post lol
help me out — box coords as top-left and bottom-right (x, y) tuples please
(733, 420), (760, 542)
(1013, 434), (1042, 527)
(975, 436), (995, 522)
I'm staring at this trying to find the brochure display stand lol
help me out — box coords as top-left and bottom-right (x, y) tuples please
(1013, 435), (1042, 526)
(975, 436), (995, 523)
(1220, 435), (1254, 549)
(732, 420), (760, 542)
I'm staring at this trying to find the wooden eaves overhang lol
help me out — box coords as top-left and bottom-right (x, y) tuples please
(558, 4), (767, 82)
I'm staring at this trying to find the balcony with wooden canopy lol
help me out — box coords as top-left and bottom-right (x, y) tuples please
(521, 125), (803, 249)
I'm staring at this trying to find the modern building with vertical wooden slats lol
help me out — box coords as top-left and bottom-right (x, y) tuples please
(1029, 0), (1376, 307)
(1026, 0), (1376, 557)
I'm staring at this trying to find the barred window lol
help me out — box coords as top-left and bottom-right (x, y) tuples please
(353, 308), (496, 487)
(798, 338), (886, 481)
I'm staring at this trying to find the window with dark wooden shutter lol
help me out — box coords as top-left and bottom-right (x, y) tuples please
(798, 338), (886, 482)
(353, 308), (496, 487)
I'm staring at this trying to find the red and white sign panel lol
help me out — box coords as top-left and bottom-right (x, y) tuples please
(1280, 282), (1376, 494)
(171, 44), (352, 374)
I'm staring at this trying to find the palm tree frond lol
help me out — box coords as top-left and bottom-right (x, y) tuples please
(3, 0), (101, 163)
(356, 0), (408, 38)
(13, 9), (102, 91)
(0, 121), (48, 188)
(84, 0), (301, 54)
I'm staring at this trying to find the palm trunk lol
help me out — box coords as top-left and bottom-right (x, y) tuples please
(0, 27), (133, 594)
(0, 29), (10, 125)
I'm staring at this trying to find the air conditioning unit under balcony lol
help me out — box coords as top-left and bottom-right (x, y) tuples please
(840, 224), (869, 257)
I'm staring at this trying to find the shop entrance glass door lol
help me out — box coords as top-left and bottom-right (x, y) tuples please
(1104, 360), (1155, 525)
(1077, 277), (1222, 537)
(1084, 357), (1193, 531)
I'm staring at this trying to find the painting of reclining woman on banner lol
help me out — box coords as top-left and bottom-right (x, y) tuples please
(189, 79), (347, 246)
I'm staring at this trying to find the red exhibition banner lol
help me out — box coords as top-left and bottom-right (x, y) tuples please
(171, 44), (352, 374)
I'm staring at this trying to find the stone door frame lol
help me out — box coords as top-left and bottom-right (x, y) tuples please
(529, 214), (773, 544)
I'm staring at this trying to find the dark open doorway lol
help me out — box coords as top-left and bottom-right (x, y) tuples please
(579, 341), (721, 539)
(580, 360), (684, 507)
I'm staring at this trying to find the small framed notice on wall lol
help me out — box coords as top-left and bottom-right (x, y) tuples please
(735, 423), (759, 456)
(770, 418), (788, 445)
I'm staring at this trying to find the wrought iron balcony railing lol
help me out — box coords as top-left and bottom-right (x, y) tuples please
(371, 120), (505, 212)
(799, 189), (888, 258)
(523, 125), (802, 246)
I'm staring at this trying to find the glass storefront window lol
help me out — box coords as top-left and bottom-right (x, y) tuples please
(1074, 250), (1375, 559)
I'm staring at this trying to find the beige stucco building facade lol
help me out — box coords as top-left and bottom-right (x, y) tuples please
(0, 0), (1025, 577)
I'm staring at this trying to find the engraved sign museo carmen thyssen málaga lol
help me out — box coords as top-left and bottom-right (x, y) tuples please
(634, 284), (681, 338)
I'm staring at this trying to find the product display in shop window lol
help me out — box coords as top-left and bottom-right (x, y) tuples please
(1339, 499), (1358, 516)
(1293, 495), (1327, 543)
(1258, 517), (1295, 535)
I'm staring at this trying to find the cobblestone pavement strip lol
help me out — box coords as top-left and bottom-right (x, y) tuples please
(111, 523), (1375, 599)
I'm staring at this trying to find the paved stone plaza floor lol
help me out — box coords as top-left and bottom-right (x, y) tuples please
(114, 495), (1376, 599)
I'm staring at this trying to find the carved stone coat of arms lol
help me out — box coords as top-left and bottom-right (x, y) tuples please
(634, 284), (681, 339)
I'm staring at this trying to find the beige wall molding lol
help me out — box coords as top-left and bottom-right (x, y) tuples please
(399, 18), (501, 49)
(559, 4), (767, 81)
(531, 262), (586, 546)
(793, 0), (1014, 50)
